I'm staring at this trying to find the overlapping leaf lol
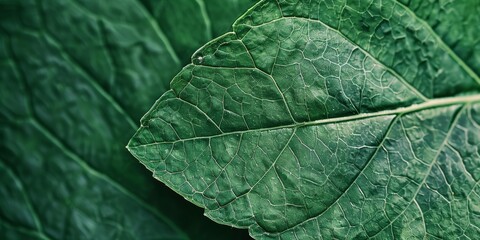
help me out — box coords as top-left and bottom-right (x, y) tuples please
(129, 0), (480, 239)
(0, 0), (255, 239)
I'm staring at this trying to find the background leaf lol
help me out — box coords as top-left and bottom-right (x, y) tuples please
(0, 0), (257, 239)
(129, 0), (480, 239)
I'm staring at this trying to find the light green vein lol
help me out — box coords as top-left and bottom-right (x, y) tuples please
(69, 0), (179, 67)
(130, 94), (480, 148)
(271, 115), (400, 236)
(41, 32), (137, 130)
(32, 0), (137, 129)
(237, 16), (430, 101)
(0, 220), (50, 240)
(29, 118), (189, 240)
(196, 0), (213, 40)
(218, 128), (297, 207)
(0, 161), (51, 240)
(368, 105), (467, 238)
(132, 0), (181, 65)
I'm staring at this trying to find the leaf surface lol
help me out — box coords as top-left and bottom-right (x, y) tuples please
(128, 0), (480, 239)
(0, 0), (255, 239)
(140, 0), (259, 65)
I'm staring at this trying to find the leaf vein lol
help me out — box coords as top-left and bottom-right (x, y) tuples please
(243, 16), (430, 101)
(28, 118), (188, 239)
(393, 0), (480, 84)
(368, 105), (466, 238)
(273, 114), (400, 235)
(130, 95), (480, 148)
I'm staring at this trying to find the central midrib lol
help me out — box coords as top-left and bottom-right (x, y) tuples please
(129, 93), (480, 148)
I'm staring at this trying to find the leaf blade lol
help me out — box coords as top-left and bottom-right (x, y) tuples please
(0, 0), (257, 239)
(129, 0), (480, 239)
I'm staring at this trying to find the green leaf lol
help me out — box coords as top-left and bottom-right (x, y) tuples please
(140, 0), (259, 65)
(128, 0), (480, 239)
(0, 0), (254, 239)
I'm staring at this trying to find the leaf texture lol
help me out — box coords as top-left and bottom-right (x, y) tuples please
(0, 0), (255, 239)
(128, 0), (480, 239)
(140, 0), (259, 65)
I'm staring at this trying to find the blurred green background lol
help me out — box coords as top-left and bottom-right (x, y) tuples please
(0, 0), (257, 239)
